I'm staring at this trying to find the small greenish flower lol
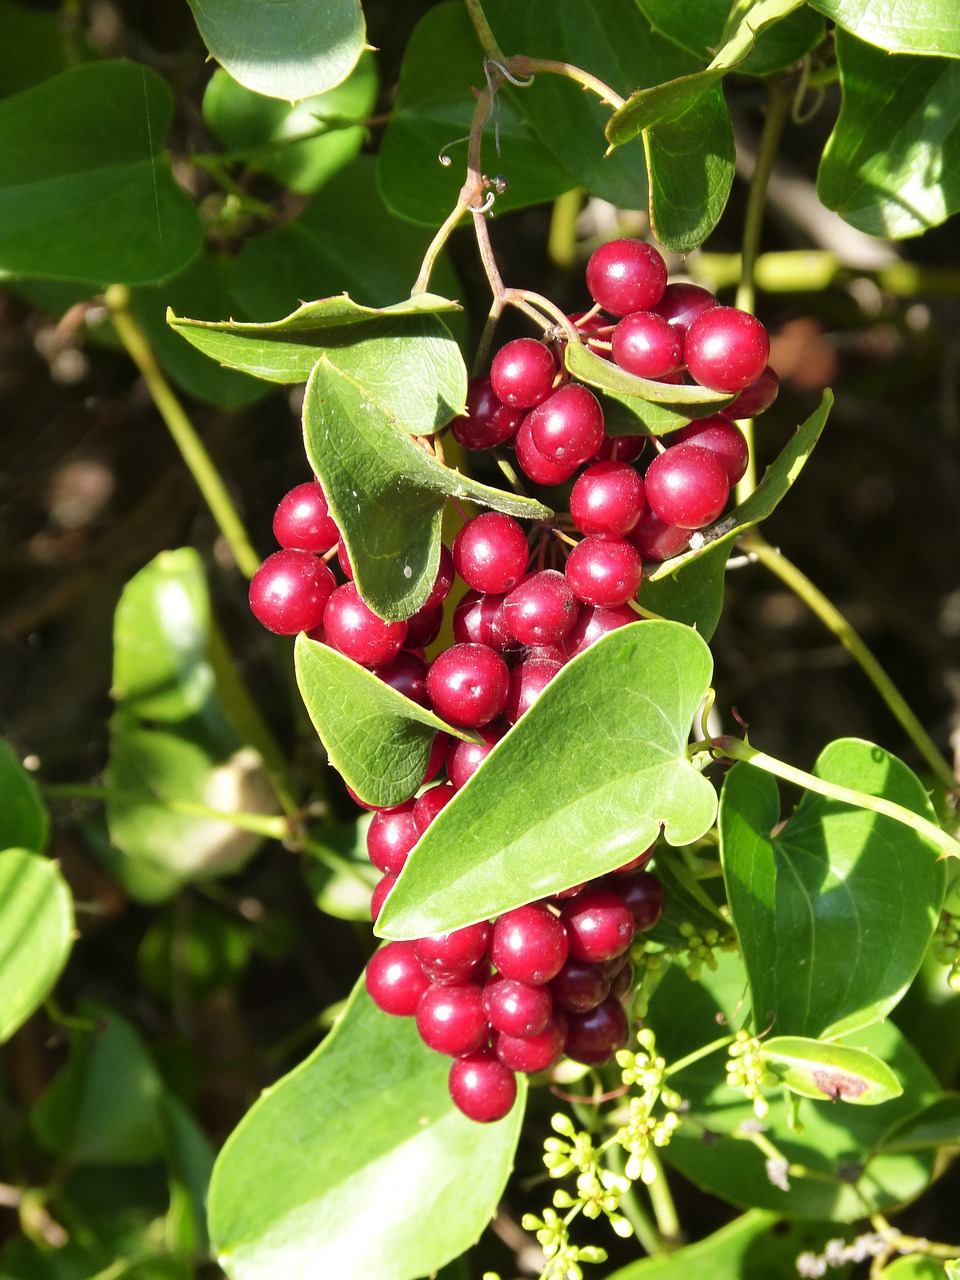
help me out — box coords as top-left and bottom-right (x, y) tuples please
(725, 1029), (777, 1118)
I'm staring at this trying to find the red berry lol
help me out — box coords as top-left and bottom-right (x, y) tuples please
(565, 536), (643, 608)
(586, 240), (668, 317)
(366, 800), (418, 875)
(514, 411), (580, 485)
(373, 651), (429, 705)
(720, 365), (779, 420)
(490, 903), (569, 985)
(483, 975), (553, 1037)
(652, 282), (717, 334)
(628, 508), (691, 561)
(504, 656), (563, 724)
(490, 338), (557, 408)
(451, 377), (525, 449)
(416, 983), (488, 1056)
(449, 1049), (517, 1122)
(644, 444), (730, 530)
(609, 871), (664, 931)
(611, 312), (684, 379)
(365, 941), (430, 1016)
(502, 570), (579, 647)
(673, 416), (749, 486)
(528, 383), (605, 467)
(684, 307), (770, 393)
(371, 874), (396, 921)
(272, 481), (339, 553)
(249, 549), (336, 635)
(413, 781), (456, 834)
(323, 583), (408, 666)
(403, 602), (445, 649)
(415, 922), (492, 982)
(426, 643), (509, 728)
(550, 959), (611, 1014)
(423, 545), (456, 610)
(453, 513), (529, 595)
(570, 462), (646, 538)
(446, 724), (504, 790)
(452, 590), (513, 652)
(565, 998), (629, 1066)
(493, 1014), (568, 1073)
(560, 889), (635, 964)
(563, 603), (637, 658)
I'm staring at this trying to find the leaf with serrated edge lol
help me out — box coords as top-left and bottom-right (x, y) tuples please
(760, 1036), (903, 1105)
(720, 738), (945, 1041)
(378, 620), (717, 939)
(303, 356), (549, 621)
(295, 635), (471, 809)
(208, 977), (525, 1280)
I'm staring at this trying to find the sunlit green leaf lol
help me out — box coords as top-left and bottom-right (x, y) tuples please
(0, 849), (73, 1042)
(806, 0), (960, 58)
(0, 737), (48, 852)
(760, 1035), (903, 1105)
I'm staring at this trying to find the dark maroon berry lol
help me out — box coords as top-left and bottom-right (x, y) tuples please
(367, 800), (418, 875)
(503, 570), (579, 647)
(446, 723), (504, 790)
(550, 959), (611, 1014)
(249, 550), (335, 635)
(373, 651), (429, 705)
(560, 889), (635, 964)
(483, 975), (553, 1037)
(528, 383), (605, 467)
(565, 998), (629, 1066)
(492, 1014), (568, 1073)
(451, 377), (525, 449)
(413, 781), (456, 834)
(565, 536), (643, 608)
(323, 583), (408, 666)
(490, 903), (569, 985)
(365, 941), (430, 1016)
(490, 338), (557, 408)
(586, 240), (667, 317)
(449, 1049), (517, 1122)
(611, 312), (684, 379)
(415, 922), (492, 982)
(453, 513), (529, 595)
(591, 433), (647, 464)
(563, 603), (637, 658)
(371, 874), (396, 922)
(514, 412), (580, 485)
(652, 282), (717, 334)
(570, 462), (646, 538)
(452, 590), (513, 652)
(684, 307), (770, 393)
(628, 508), (691, 561)
(504, 656), (563, 724)
(610, 871), (664, 931)
(273, 481), (340, 553)
(644, 444), (730, 530)
(416, 983), (488, 1056)
(608, 958), (634, 1003)
(720, 365), (779, 420)
(403, 602), (444, 649)
(673, 416), (749, 485)
(613, 843), (657, 874)
(427, 643), (509, 728)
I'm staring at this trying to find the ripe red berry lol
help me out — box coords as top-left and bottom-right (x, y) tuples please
(490, 903), (569, 985)
(628, 507), (691, 561)
(609, 871), (665, 931)
(404, 602), (444, 648)
(365, 941), (430, 1016)
(570, 462), (646, 538)
(446, 724), (504, 790)
(413, 782), (456, 834)
(415, 922), (492, 982)
(366, 800), (418, 875)
(503, 656), (563, 724)
(673, 416), (749, 485)
(719, 365), (779, 420)
(586, 239), (668, 316)
(684, 307), (770, 393)
(451, 377), (525, 449)
(272, 481), (340, 553)
(371, 874), (397, 922)
(449, 1049), (517, 1123)
(423, 545), (456, 610)
(416, 983), (488, 1056)
(483, 975), (553, 1037)
(453, 513), (529, 595)
(565, 997), (629, 1066)
(611, 312), (684, 379)
(502, 570), (579, 647)
(249, 549), (336, 635)
(644, 444), (730, 530)
(373, 651), (429, 706)
(652, 282), (717, 334)
(564, 536), (643, 608)
(453, 590), (513, 652)
(323, 583), (408, 666)
(492, 1014), (568, 1073)
(490, 338), (557, 408)
(527, 383), (605, 467)
(550, 958), (611, 1014)
(563, 603), (637, 658)
(560, 889), (635, 964)
(514, 411), (580, 485)
(426, 643), (509, 728)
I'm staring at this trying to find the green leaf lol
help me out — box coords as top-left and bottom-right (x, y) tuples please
(202, 53), (377, 194)
(295, 635), (469, 808)
(875, 1094), (960, 1151)
(760, 1035), (904, 1105)
(302, 355), (547, 620)
(642, 539), (731, 640)
(0, 0), (92, 98)
(646, 846), (732, 950)
(376, 3), (576, 226)
(654, 950), (944, 1220)
(806, 0), (960, 58)
(0, 62), (202, 285)
(878, 1258), (955, 1279)
(169, 292), (465, 387)
(208, 978), (525, 1280)
(0, 737), (48, 851)
(817, 30), (960, 238)
(378, 621), (718, 939)
(720, 738), (946, 1041)
(605, 1210), (843, 1280)
(0, 849), (73, 1042)
(185, 0), (366, 100)
(138, 903), (250, 1004)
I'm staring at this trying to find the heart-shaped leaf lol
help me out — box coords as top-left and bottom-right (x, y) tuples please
(0, 737), (48, 852)
(377, 620), (718, 939)
(295, 634), (470, 808)
(0, 849), (73, 1042)
(760, 1035), (903, 1105)
(208, 977), (525, 1280)
(720, 738), (946, 1041)
(302, 356), (549, 620)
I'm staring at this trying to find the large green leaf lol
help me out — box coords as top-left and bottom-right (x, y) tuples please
(295, 635), (469, 808)
(378, 621), (718, 939)
(0, 849), (73, 1042)
(817, 30), (960, 238)
(202, 53), (377, 195)
(806, 0), (960, 58)
(654, 950), (944, 1221)
(635, 0), (826, 76)
(376, 3), (576, 225)
(208, 978), (525, 1280)
(302, 355), (547, 620)
(760, 1035), (904, 1105)
(0, 62), (201, 284)
(0, 737), (48, 851)
(185, 0), (366, 100)
(719, 739), (946, 1041)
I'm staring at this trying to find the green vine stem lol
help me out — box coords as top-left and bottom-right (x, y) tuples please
(696, 250), (960, 299)
(740, 530), (959, 792)
(642, 1152), (682, 1247)
(693, 736), (960, 860)
(104, 285), (261, 580)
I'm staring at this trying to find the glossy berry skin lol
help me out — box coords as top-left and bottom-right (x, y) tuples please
(413, 782), (456, 835)
(490, 903), (569, 985)
(373, 651), (429, 706)
(490, 338), (557, 408)
(449, 1049), (517, 1123)
(371, 874), (396, 922)
(720, 364), (779, 420)
(404, 602), (444, 649)
(570, 462), (646, 538)
(323, 583), (408, 666)
(415, 921), (492, 982)
(628, 508), (690, 561)
(514, 411), (580, 485)
(453, 591), (513, 652)
(426, 643), (509, 728)
(563, 602), (637, 658)
(483, 975), (553, 1037)
(446, 724), (503, 790)
(592, 433), (647, 464)
(365, 941), (430, 1017)
(451, 377), (525, 449)
(423, 545), (456, 610)
(550, 959), (611, 1014)
(560, 889), (635, 964)
(504, 656), (563, 724)
(610, 871), (665, 931)
(565, 998), (629, 1066)
(453, 513), (529, 595)
(613, 843), (657, 874)
(528, 383), (605, 467)
(565, 535), (643, 608)
(493, 1014), (568, 1073)
(608, 958), (634, 1003)
(611, 312), (684, 379)
(644, 444), (730, 530)
(674, 416), (749, 485)
(366, 800), (418, 875)
(416, 983), (488, 1056)
(684, 307), (770, 393)
(503, 570), (579, 647)
(586, 239), (667, 317)
(249, 550), (336, 635)
(653, 282), (717, 334)
(272, 482), (340, 553)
